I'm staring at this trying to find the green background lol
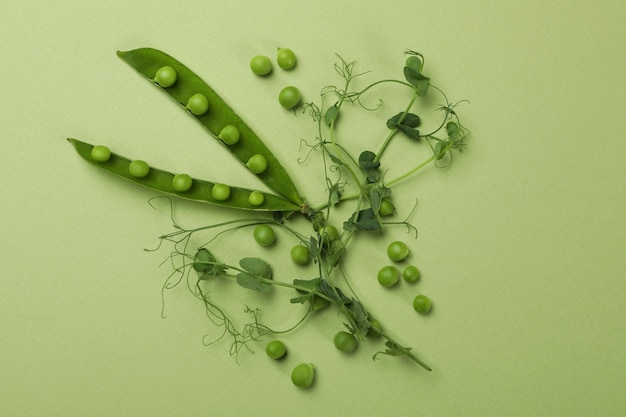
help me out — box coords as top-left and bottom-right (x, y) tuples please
(2, 1), (625, 416)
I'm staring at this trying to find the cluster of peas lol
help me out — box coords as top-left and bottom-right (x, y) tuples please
(249, 48), (302, 110)
(253, 223), (364, 388)
(378, 241), (432, 314)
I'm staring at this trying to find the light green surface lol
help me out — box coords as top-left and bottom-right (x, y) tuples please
(2, 1), (625, 416)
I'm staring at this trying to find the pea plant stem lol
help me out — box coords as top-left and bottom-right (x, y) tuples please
(374, 90), (419, 162)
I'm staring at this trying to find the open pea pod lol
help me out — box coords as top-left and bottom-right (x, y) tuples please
(68, 138), (301, 212)
(116, 47), (304, 207)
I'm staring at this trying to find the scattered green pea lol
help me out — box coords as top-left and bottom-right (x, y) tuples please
(290, 244), (310, 265)
(377, 265), (399, 287)
(277, 48), (297, 70)
(413, 294), (432, 314)
(90, 145), (111, 162)
(320, 225), (339, 244)
(186, 93), (210, 116)
(278, 86), (301, 109)
(154, 65), (177, 87)
(218, 125), (240, 145)
(265, 340), (287, 359)
(253, 224), (275, 247)
(172, 173), (193, 192)
(246, 154), (268, 174)
(248, 191), (265, 206)
(128, 160), (150, 178)
(291, 363), (315, 388)
(387, 241), (409, 262)
(333, 331), (358, 353)
(211, 183), (230, 201)
(402, 265), (421, 283)
(250, 55), (272, 75)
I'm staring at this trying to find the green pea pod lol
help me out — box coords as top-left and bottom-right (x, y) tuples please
(67, 138), (301, 212)
(116, 47), (304, 207)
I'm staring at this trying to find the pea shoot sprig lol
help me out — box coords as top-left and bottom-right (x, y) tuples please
(68, 47), (470, 382)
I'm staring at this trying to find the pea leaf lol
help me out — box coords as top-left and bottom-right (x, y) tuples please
(446, 121), (460, 144)
(358, 151), (380, 182)
(373, 341), (412, 361)
(387, 112), (421, 139)
(343, 208), (381, 232)
(434, 141), (447, 160)
(403, 67), (430, 97)
(324, 104), (339, 125)
(293, 277), (322, 294)
(192, 248), (226, 279)
(369, 186), (392, 215)
(236, 258), (272, 293)
(319, 279), (350, 305)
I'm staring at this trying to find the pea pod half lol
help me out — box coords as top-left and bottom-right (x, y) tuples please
(116, 47), (304, 207)
(68, 138), (301, 212)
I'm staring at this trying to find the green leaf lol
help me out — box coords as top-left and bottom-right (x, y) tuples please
(192, 248), (226, 279)
(359, 151), (381, 182)
(343, 208), (381, 232)
(387, 112), (421, 139)
(319, 279), (350, 304)
(403, 67), (430, 97)
(328, 152), (346, 167)
(446, 121), (460, 144)
(434, 141), (447, 160)
(324, 104), (339, 125)
(236, 258), (273, 293)
(293, 277), (322, 294)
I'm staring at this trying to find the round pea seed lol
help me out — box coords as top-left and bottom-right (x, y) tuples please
(278, 86), (301, 109)
(320, 225), (339, 244)
(246, 154), (268, 174)
(379, 199), (395, 216)
(211, 183), (230, 201)
(290, 245), (310, 265)
(291, 363), (314, 388)
(333, 331), (358, 353)
(253, 224), (275, 247)
(248, 191), (265, 206)
(250, 55), (272, 75)
(265, 340), (287, 360)
(413, 294), (432, 314)
(154, 66), (177, 88)
(402, 265), (421, 283)
(277, 48), (297, 70)
(219, 125), (240, 145)
(91, 145), (111, 162)
(187, 93), (209, 116)
(387, 241), (410, 262)
(377, 265), (399, 287)
(172, 173), (193, 192)
(128, 160), (150, 178)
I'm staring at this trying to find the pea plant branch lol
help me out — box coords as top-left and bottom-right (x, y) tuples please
(68, 47), (469, 373)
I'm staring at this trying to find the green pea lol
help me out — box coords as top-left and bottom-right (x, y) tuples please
(248, 191), (265, 206)
(387, 241), (409, 262)
(320, 225), (339, 244)
(413, 294), (432, 314)
(246, 154), (268, 174)
(154, 65), (177, 87)
(187, 93), (210, 116)
(172, 173), (193, 192)
(333, 331), (358, 353)
(402, 265), (420, 283)
(265, 340), (287, 359)
(277, 48), (297, 70)
(128, 160), (150, 178)
(253, 224), (275, 247)
(211, 183), (230, 201)
(278, 86), (301, 109)
(291, 363), (314, 388)
(379, 198), (395, 216)
(218, 125), (240, 145)
(377, 265), (399, 287)
(250, 55), (272, 75)
(90, 145), (111, 162)
(290, 244), (310, 265)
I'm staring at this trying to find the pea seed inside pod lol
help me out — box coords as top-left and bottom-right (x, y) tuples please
(248, 191), (265, 206)
(128, 160), (150, 178)
(211, 183), (231, 201)
(172, 173), (193, 192)
(90, 145), (111, 162)
(186, 93), (210, 116)
(246, 154), (268, 174)
(218, 125), (240, 145)
(154, 66), (177, 88)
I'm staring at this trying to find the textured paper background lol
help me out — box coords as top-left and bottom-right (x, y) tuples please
(1, 1), (625, 416)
